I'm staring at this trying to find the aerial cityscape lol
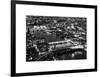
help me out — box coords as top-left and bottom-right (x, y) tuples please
(26, 16), (87, 61)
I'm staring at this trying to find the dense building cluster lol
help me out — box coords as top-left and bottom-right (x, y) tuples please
(26, 16), (87, 61)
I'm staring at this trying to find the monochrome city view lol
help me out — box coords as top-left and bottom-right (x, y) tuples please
(26, 16), (87, 61)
